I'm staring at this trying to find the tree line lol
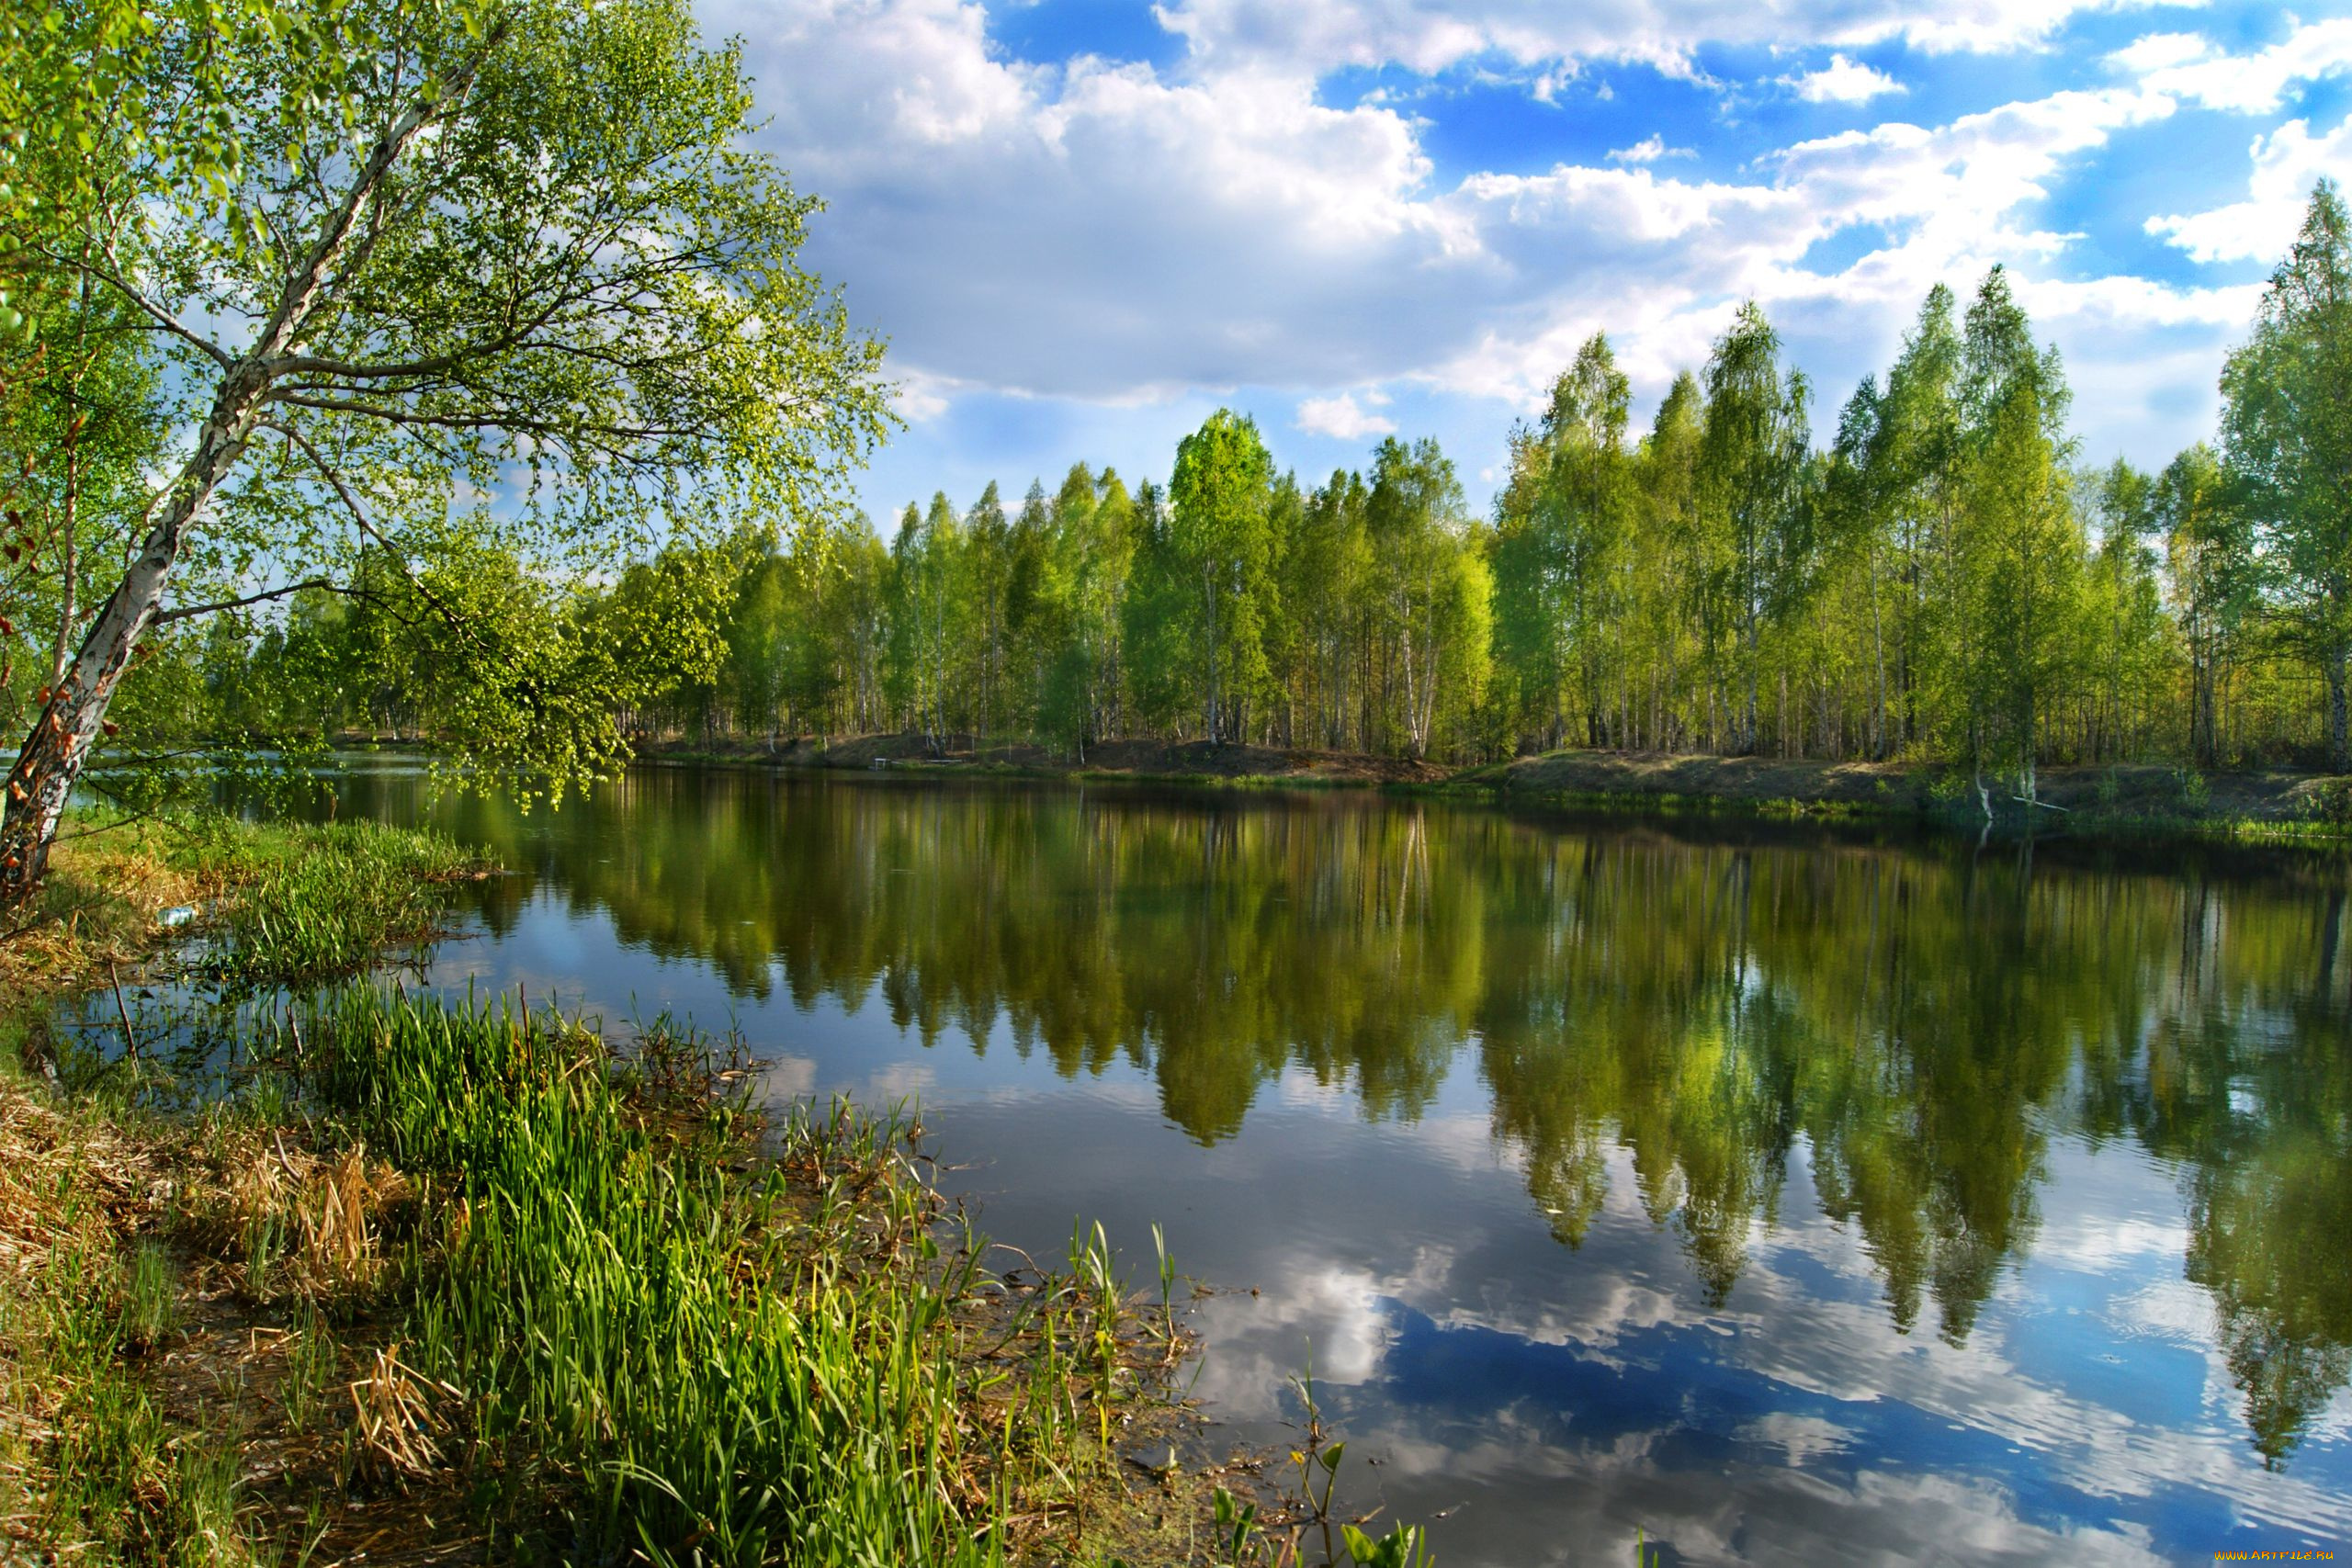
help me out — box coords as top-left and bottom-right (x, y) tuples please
(193, 190), (2352, 787)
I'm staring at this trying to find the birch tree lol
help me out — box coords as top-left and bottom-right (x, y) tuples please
(2158, 445), (2252, 765)
(1953, 266), (2082, 807)
(2222, 181), (2352, 771)
(1499, 334), (1635, 747)
(1, 0), (890, 908)
(1168, 410), (1275, 743)
(1697, 302), (1812, 753)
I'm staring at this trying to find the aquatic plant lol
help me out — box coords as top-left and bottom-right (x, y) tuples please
(196, 818), (480, 988)
(283, 984), (1187, 1563)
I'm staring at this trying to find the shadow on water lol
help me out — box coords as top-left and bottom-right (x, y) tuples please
(231, 759), (2352, 1566)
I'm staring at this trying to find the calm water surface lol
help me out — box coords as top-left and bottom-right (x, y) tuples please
(294, 761), (2350, 1565)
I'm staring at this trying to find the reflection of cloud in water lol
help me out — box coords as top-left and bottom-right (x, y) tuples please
(1272, 1070), (1356, 1114)
(2038, 1215), (2191, 1271)
(1735, 1412), (1855, 1467)
(1426, 1272), (1689, 1365)
(949, 1077), (1168, 1113)
(2109, 1280), (2213, 1346)
(865, 1061), (936, 1100)
(1722, 1221), (2351, 1537)
(1179, 1144), (2349, 1561)
(1191, 1253), (1439, 1403)
(1283, 1405), (2176, 1567)
(1416, 1111), (1527, 1179)
(758, 1055), (816, 1100)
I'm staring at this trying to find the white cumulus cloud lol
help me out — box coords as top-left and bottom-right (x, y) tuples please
(1150, 0), (2188, 79)
(2104, 31), (2211, 74)
(2147, 115), (2352, 264)
(1784, 53), (1905, 104)
(1606, 134), (1693, 164)
(1296, 391), (1399, 439)
(2114, 16), (2352, 113)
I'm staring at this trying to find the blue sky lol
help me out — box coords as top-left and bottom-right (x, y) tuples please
(695, 0), (2352, 525)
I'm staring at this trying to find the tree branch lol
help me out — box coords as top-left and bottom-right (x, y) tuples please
(150, 578), (344, 626)
(266, 389), (694, 444)
(266, 422), (491, 655)
(61, 242), (236, 369)
(243, 17), (507, 369)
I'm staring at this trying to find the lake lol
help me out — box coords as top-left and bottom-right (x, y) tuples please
(277, 760), (2351, 1565)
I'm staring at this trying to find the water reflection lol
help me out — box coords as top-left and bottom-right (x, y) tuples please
(294, 762), (2352, 1559)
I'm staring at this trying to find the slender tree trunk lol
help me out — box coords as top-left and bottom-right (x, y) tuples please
(1868, 546), (1887, 760)
(2329, 647), (2349, 773)
(1743, 615), (1758, 754)
(1203, 572), (1221, 744)
(2019, 694), (2037, 808)
(4, 362), (268, 901)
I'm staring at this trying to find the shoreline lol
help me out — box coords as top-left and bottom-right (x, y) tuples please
(620, 734), (2352, 847)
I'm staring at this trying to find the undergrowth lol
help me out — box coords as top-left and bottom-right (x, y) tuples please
(280, 985), (1155, 1562)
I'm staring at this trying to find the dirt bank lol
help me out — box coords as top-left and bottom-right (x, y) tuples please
(633, 733), (2348, 837)
(1482, 750), (2347, 831)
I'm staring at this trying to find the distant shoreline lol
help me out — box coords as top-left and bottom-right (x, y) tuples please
(616, 732), (2352, 846)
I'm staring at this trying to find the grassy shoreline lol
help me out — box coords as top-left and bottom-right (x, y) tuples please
(3, 814), (1401, 1567)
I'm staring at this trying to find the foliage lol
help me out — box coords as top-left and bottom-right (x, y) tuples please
(484, 204), (2348, 784)
(1169, 411), (1278, 744)
(2222, 178), (2352, 770)
(3, 0), (894, 906)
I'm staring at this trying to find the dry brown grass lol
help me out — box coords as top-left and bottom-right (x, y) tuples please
(0, 1070), (452, 1566)
(0, 1072), (170, 1293)
(346, 1343), (461, 1481)
(180, 1122), (413, 1303)
(0, 818), (222, 1002)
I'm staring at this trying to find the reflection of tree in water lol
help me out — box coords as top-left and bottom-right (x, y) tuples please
(2192, 1140), (2352, 1468)
(2130, 881), (2352, 1467)
(1474, 837), (2051, 1335)
(322, 767), (2352, 1464)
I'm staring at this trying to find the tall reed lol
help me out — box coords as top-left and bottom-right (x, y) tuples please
(286, 986), (1040, 1565)
(201, 819), (478, 988)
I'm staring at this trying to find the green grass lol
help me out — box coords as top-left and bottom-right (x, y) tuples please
(189, 818), (481, 988)
(1468, 775), (2352, 847)
(1, 810), (483, 1011)
(2038, 808), (2352, 846)
(1467, 782), (1894, 824)
(0, 1144), (263, 1568)
(281, 986), (1155, 1565)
